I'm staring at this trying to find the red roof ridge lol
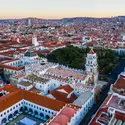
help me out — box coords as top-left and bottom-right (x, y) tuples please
(89, 49), (95, 54)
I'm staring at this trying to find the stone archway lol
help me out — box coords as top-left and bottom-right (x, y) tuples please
(34, 110), (38, 115)
(19, 107), (23, 112)
(48, 90), (50, 93)
(40, 113), (44, 118)
(1, 118), (7, 124)
(8, 114), (13, 120)
(29, 108), (33, 113)
(34, 110), (38, 117)
(24, 106), (28, 113)
(46, 115), (50, 120)
(29, 108), (33, 115)
(13, 110), (18, 116)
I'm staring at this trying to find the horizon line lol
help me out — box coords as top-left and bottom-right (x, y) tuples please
(0, 15), (124, 20)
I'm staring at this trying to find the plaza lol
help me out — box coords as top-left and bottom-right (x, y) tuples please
(6, 113), (44, 125)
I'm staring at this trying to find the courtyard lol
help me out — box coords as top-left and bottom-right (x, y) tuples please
(6, 113), (45, 125)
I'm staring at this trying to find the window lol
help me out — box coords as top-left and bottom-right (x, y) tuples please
(4, 112), (6, 115)
(1, 114), (2, 117)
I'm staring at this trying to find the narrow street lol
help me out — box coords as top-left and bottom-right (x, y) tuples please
(79, 59), (125, 125)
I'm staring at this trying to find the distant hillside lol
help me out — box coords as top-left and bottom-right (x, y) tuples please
(118, 16), (125, 18)
(0, 16), (125, 24)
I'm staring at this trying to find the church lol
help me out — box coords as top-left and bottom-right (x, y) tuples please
(0, 48), (100, 125)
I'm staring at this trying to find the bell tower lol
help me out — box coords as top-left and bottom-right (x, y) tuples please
(85, 49), (98, 84)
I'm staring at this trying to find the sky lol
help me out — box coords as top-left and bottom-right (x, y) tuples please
(0, 0), (125, 19)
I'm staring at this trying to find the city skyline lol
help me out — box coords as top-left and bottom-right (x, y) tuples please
(0, 0), (125, 19)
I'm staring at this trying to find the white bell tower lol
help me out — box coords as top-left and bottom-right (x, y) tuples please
(85, 49), (98, 84)
(32, 35), (39, 46)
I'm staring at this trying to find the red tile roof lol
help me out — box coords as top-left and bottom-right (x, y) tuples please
(114, 111), (125, 122)
(115, 76), (125, 88)
(0, 85), (66, 112)
(89, 49), (95, 54)
(112, 76), (125, 96)
(89, 107), (109, 125)
(49, 105), (78, 125)
(48, 85), (77, 103)
(0, 64), (25, 71)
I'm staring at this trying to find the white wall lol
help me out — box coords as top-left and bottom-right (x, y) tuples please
(17, 84), (33, 90)
(0, 99), (57, 124)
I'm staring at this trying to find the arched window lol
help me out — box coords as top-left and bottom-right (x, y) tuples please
(24, 106), (28, 111)
(46, 115), (50, 120)
(8, 114), (13, 120)
(14, 110), (18, 116)
(29, 108), (33, 113)
(2, 118), (7, 124)
(40, 113), (44, 118)
(34, 111), (38, 115)
(20, 107), (23, 112)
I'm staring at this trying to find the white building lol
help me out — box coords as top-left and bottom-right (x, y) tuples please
(32, 35), (39, 46)
(0, 48), (100, 125)
(85, 49), (98, 84)
(28, 18), (31, 26)
(0, 85), (65, 125)
(122, 35), (125, 41)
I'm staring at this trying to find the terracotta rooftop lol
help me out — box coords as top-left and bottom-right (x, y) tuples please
(15, 73), (25, 79)
(89, 49), (95, 54)
(46, 67), (87, 81)
(23, 90), (65, 111)
(0, 64), (25, 71)
(114, 111), (125, 122)
(112, 76), (125, 96)
(48, 85), (77, 103)
(48, 105), (78, 125)
(89, 107), (108, 125)
(115, 76), (125, 89)
(90, 94), (125, 125)
(0, 85), (66, 112)
(29, 86), (42, 94)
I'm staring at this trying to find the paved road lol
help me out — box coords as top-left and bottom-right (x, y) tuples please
(79, 59), (125, 125)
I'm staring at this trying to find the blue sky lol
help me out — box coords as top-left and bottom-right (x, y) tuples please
(0, 0), (125, 19)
